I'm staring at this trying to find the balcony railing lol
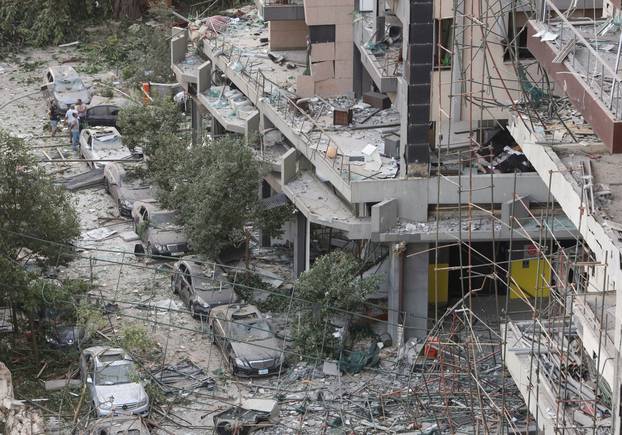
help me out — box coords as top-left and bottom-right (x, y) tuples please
(204, 35), (354, 184)
(537, 0), (622, 118)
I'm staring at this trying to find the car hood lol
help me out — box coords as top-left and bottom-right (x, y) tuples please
(195, 288), (238, 306)
(148, 229), (187, 245)
(54, 90), (91, 105)
(230, 338), (282, 362)
(91, 148), (133, 162)
(95, 383), (147, 406)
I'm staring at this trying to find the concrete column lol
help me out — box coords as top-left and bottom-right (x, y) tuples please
(260, 180), (272, 248)
(387, 242), (429, 344)
(293, 212), (309, 277)
(211, 116), (225, 137)
(191, 98), (202, 146)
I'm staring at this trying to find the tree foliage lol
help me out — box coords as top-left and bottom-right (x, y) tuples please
(0, 131), (79, 262)
(119, 101), (292, 259)
(0, 0), (113, 53)
(292, 251), (379, 358)
(117, 98), (183, 154)
(0, 130), (82, 359)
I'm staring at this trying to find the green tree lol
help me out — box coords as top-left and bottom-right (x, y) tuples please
(292, 250), (379, 358)
(116, 98), (183, 154)
(0, 131), (81, 359)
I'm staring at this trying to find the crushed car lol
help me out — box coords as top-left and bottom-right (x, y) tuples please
(132, 201), (189, 257)
(79, 127), (138, 169)
(80, 346), (149, 417)
(42, 65), (91, 113)
(85, 415), (150, 435)
(104, 163), (156, 218)
(209, 304), (285, 377)
(85, 95), (131, 128)
(171, 256), (239, 318)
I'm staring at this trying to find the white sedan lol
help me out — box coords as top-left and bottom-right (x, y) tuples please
(79, 127), (136, 169)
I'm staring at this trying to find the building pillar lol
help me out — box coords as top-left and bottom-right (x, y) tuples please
(260, 181), (272, 247)
(388, 242), (429, 344)
(293, 212), (309, 277)
(211, 116), (225, 137)
(191, 98), (202, 146)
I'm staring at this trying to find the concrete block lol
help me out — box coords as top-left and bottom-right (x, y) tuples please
(333, 6), (354, 24)
(334, 77), (353, 94)
(281, 148), (298, 185)
(502, 195), (530, 225)
(335, 23), (353, 42)
(44, 379), (82, 391)
(312, 60), (335, 81)
(311, 42), (335, 62)
(296, 74), (315, 97)
(335, 41), (353, 60)
(334, 60), (353, 78)
(371, 199), (398, 234)
(363, 91), (391, 109)
(269, 20), (308, 50)
(315, 78), (338, 97)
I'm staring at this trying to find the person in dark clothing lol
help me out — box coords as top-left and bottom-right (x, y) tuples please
(48, 100), (59, 136)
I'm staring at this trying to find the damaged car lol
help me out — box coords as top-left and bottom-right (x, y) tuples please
(171, 257), (239, 318)
(104, 163), (156, 218)
(132, 201), (189, 257)
(209, 304), (285, 377)
(80, 127), (138, 169)
(80, 346), (149, 417)
(85, 415), (150, 435)
(43, 65), (91, 113)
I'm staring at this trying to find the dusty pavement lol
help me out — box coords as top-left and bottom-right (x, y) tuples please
(0, 47), (428, 434)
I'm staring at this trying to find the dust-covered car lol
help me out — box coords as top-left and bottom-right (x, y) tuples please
(85, 415), (150, 434)
(79, 127), (137, 169)
(104, 163), (156, 218)
(80, 346), (149, 417)
(209, 304), (285, 377)
(171, 257), (239, 318)
(45, 325), (88, 350)
(131, 201), (189, 257)
(43, 65), (91, 113)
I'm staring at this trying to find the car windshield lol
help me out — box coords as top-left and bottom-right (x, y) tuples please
(95, 362), (133, 385)
(56, 78), (84, 92)
(150, 211), (176, 226)
(229, 319), (273, 341)
(93, 132), (123, 148)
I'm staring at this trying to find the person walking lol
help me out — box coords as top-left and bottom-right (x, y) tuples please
(48, 101), (59, 136)
(70, 116), (80, 152)
(65, 106), (78, 145)
(76, 98), (87, 129)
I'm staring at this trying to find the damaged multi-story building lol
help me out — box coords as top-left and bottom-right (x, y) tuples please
(169, 0), (622, 431)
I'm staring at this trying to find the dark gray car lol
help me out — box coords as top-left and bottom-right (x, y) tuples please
(209, 304), (284, 377)
(131, 202), (189, 257)
(171, 257), (239, 318)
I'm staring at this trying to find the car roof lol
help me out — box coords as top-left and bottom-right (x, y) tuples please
(84, 126), (121, 138)
(48, 65), (80, 78)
